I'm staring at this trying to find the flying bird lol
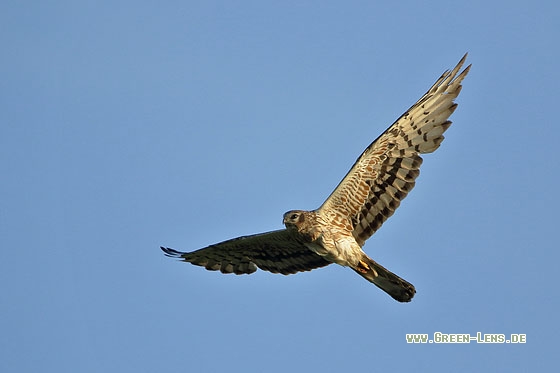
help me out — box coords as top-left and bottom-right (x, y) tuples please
(161, 55), (470, 302)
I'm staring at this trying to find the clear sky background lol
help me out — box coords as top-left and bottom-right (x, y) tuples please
(2, 1), (558, 372)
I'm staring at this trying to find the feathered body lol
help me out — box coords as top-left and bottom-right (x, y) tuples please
(162, 55), (471, 302)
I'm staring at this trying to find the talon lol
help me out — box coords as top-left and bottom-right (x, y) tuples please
(357, 260), (370, 274)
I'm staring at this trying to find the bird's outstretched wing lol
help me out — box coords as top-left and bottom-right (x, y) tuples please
(161, 229), (331, 275)
(318, 54), (471, 246)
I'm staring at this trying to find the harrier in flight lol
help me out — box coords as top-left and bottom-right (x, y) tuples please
(161, 55), (470, 302)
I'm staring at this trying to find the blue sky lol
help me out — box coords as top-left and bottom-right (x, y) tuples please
(1, 1), (558, 371)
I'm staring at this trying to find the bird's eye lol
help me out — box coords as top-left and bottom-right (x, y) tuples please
(290, 213), (299, 220)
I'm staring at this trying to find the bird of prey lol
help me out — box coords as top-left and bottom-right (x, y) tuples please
(161, 55), (470, 302)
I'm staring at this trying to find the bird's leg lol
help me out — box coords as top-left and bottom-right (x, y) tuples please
(357, 259), (370, 274)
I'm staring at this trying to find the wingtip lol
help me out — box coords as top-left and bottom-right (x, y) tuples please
(444, 54), (471, 88)
(160, 246), (184, 258)
(450, 53), (469, 76)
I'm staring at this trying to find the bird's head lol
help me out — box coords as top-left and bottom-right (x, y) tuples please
(283, 210), (305, 229)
